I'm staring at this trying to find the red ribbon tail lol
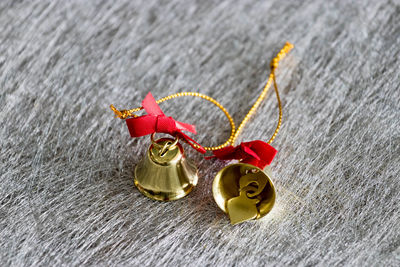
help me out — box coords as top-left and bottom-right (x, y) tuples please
(175, 120), (197, 134)
(177, 132), (206, 154)
(142, 92), (164, 116)
(241, 145), (261, 161)
(205, 141), (278, 169)
(205, 146), (238, 161)
(241, 140), (277, 169)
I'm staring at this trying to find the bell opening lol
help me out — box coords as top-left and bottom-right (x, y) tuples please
(212, 163), (276, 218)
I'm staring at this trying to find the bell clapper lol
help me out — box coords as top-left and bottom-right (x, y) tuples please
(213, 163), (276, 225)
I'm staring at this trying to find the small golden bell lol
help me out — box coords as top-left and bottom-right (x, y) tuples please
(212, 163), (276, 224)
(134, 134), (198, 201)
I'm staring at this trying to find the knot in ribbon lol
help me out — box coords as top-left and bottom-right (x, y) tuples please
(125, 92), (206, 154)
(207, 140), (277, 169)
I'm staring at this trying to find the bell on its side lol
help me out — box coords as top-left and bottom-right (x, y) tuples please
(134, 135), (198, 201)
(212, 163), (276, 225)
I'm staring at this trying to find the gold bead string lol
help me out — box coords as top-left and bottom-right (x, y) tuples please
(110, 42), (293, 151)
(111, 92), (236, 151)
(230, 42), (293, 145)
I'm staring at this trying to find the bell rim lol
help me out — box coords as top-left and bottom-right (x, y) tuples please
(133, 176), (198, 201)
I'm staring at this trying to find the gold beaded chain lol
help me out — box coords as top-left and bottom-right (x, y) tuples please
(110, 42), (293, 151)
(111, 92), (236, 151)
(231, 42), (293, 145)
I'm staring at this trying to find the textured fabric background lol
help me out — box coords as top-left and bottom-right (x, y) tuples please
(1, 0), (399, 266)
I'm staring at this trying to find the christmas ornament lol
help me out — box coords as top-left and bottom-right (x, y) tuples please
(110, 42), (294, 225)
(110, 92), (235, 201)
(210, 42), (294, 224)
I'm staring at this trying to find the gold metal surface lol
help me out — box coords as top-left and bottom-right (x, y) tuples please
(231, 42), (293, 145)
(134, 135), (198, 201)
(212, 163), (276, 224)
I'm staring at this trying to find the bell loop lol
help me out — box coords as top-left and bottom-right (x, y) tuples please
(159, 141), (173, 157)
(150, 133), (179, 149)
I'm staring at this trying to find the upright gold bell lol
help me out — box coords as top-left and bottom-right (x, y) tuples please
(134, 134), (198, 201)
(212, 163), (276, 225)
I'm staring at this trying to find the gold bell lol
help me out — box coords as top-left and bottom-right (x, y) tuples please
(134, 133), (198, 201)
(212, 163), (276, 225)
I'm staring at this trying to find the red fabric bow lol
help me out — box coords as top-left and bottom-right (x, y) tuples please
(207, 140), (277, 169)
(125, 92), (206, 154)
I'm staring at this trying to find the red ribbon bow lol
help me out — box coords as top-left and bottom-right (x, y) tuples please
(126, 92), (206, 154)
(207, 140), (277, 169)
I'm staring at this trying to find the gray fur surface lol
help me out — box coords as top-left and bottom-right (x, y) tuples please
(1, 0), (399, 266)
